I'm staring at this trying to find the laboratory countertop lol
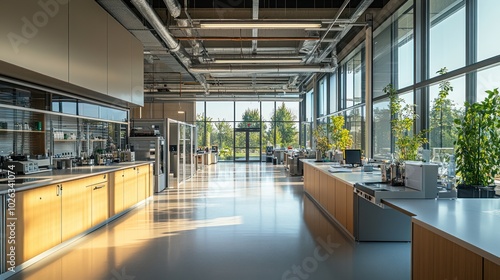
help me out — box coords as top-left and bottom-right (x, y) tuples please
(0, 161), (153, 194)
(301, 159), (382, 185)
(384, 198), (500, 265)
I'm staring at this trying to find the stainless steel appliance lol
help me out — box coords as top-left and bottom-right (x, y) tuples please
(353, 182), (427, 241)
(129, 137), (166, 192)
(1, 161), (46, 175)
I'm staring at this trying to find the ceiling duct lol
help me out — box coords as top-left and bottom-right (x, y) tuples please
(163, 0), (182, 18)
(130, 0), (208, 91)
(300, 31), (320, 54)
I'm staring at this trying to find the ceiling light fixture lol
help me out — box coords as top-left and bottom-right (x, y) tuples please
(213, 59), (303, 64)
(200, 21), (322, 29)
(177, 102), (185, 114)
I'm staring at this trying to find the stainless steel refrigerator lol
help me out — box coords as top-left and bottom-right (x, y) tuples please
(129, 136), (166, 192)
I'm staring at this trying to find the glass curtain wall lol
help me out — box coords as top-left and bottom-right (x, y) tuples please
(197, 101), (301, 161)
(331, 0), (500, 160)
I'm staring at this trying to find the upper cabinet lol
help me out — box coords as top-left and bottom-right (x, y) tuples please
(68, 0), (108, 94)
(0, 0), (69, 81)
(0, 0), (144, 106)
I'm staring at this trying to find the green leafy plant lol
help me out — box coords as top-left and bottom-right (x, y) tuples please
(454, 88), (500, 186)
(384, 84), (428, 161)
(329, 115), (353, 152)
(313, 124), (331, 158)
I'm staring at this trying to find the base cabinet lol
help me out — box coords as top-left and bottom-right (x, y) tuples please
(303, 164), (354, 237)
(4, 164), (152, 269)
(8, 184), (62, 265)
(412, 223), (483, 280)
(61, 179), (92, 242)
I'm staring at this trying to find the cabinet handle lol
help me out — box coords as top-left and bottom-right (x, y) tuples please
(93, 185), (105, 190)
(56, 184), (62, 196)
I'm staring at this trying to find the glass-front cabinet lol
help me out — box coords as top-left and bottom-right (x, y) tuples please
(0, 79), (128, 173)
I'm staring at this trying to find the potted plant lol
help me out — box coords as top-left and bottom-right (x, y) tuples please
(454, 88), (500, 198)
(384, 84), (428, 185)
(312, 124), (330, 161)
(384, 84), (428, 161)
(329, 115), (353, 157)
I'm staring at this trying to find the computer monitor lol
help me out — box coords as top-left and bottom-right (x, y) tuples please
(344, 149), (362, 167)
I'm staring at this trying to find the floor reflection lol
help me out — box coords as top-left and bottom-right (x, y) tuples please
(9, 162), (410, 280)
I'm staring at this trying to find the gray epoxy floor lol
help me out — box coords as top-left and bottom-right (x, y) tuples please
(9, 163), (410, 280)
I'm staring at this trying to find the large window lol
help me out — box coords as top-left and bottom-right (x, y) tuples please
(373, 99), (391, 159)
(206, 102), (234, 121)
(373, 24), (391, 98)
(345, 107), (365, 151)
(477, 0), (500, 61)
(329, 73), (337, 113)
(305, 90), (313, 122)
(477, 65), (500, 102)
(318, 77), (327, 116)
(428, 76), (465, 159)
(429, 0), (465, 78)
(397, 6), (414, 88)
(196, 101), (300, 161)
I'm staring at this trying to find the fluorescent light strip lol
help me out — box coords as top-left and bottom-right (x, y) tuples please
(213, 59), (303, 64)
(200, 22), (322, 29)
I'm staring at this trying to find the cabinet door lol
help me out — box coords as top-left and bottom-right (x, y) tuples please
(91, 181), (109, 226)
(335, 181), (347, 227)
(9, 184), (62, 264)
(112, 170), (124, 215)
(303, 165), (309, 193)
(123, 167), (138, 208)
(313, 169), (319, 199)
(326, 176), (336, 217)
(319, 172), (328, 208)
(346, 184), (354, 235)
(137, 165), (147, 201)
(61, 179), (92, 242)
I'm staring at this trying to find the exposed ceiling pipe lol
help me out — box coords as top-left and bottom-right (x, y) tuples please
(189, 64), (334, 74)
(316, 0), (373, 63)
(145, 88), (300, 93)
(130, 0), (208, 91)
(151, 96), (303, 102)
(163, 0), (182, 18)
(191, 47), (298, 54)
(299, 0), (373, 91)
(304, 0), (351, 63)
(252, 0), (259, 53)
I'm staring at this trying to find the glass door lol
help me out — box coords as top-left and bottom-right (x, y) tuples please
(234, 128), (261, 162)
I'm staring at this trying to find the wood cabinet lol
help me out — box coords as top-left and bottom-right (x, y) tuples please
(345, 184), (354, 235)
(302, 163), (355, 237)
(137, 165), (149, 201)
(4, 164), (152, 269)
(111, 165), (152, 216)
(123, 167), (138, 209)
(326, 176), (336, 217)
(61, 178), (92, 242)
(8, 184), (62, 264)
(87, 174), (109, 226)
(112, 170), (125, 215)
(335, 181), (347, 227)
(412, 223), (483, 280)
